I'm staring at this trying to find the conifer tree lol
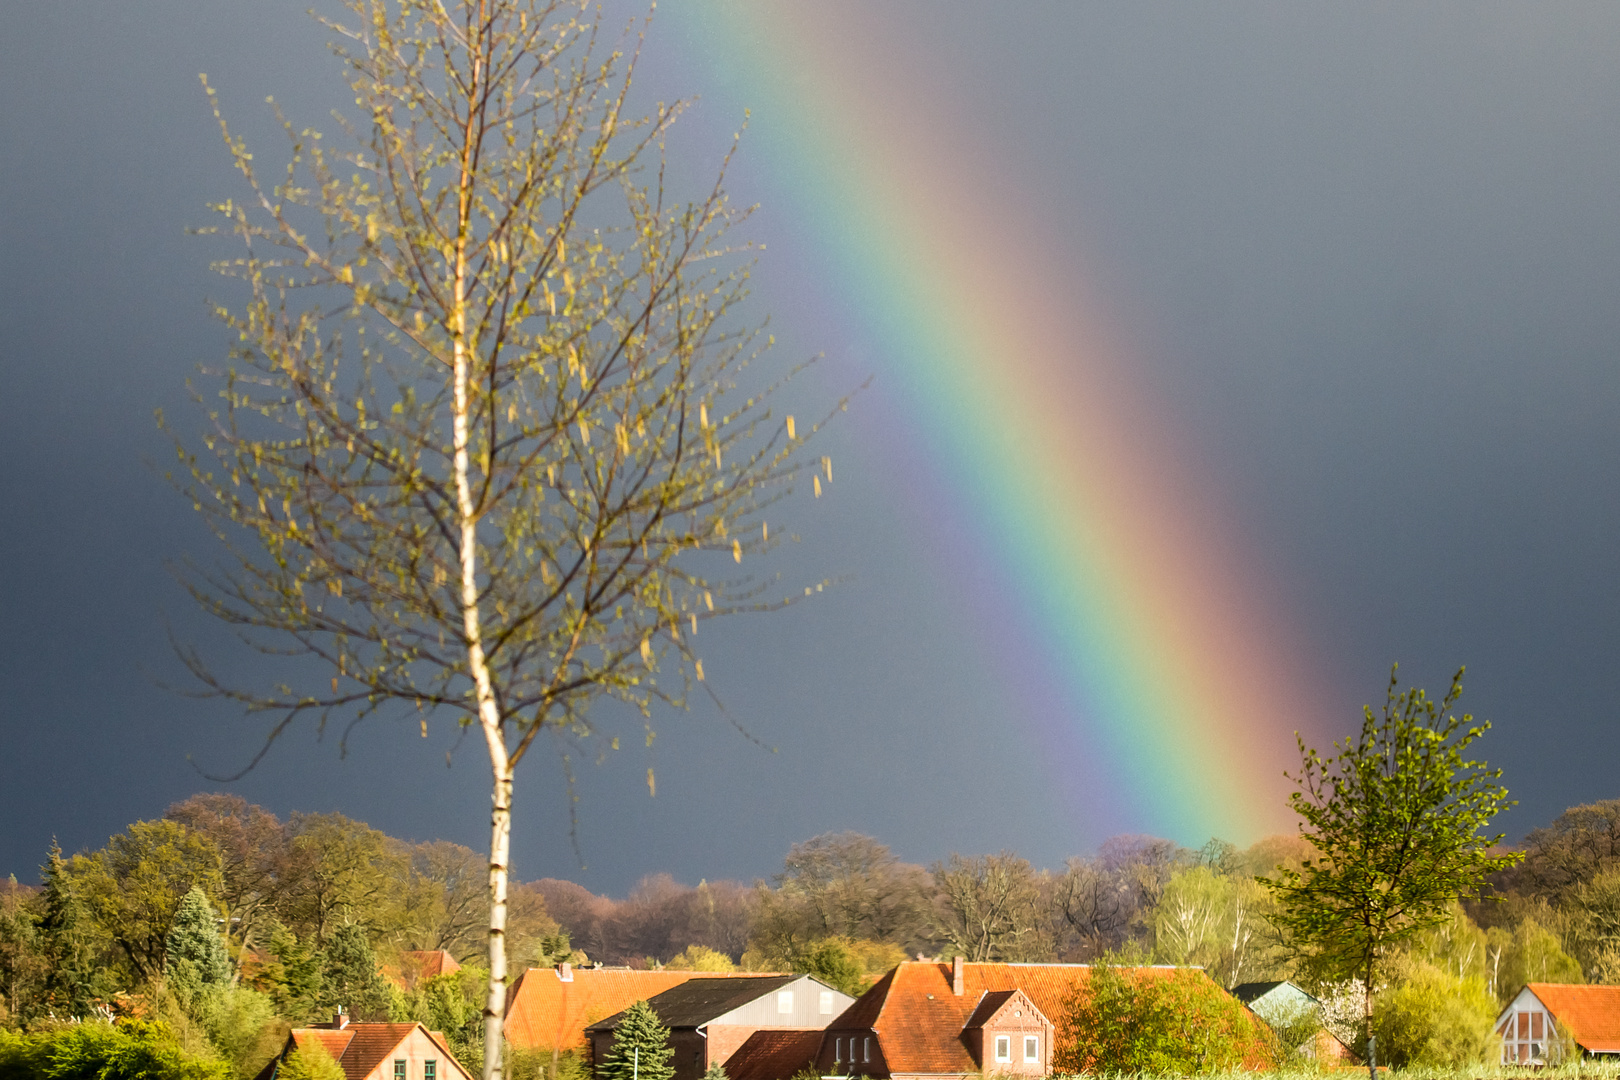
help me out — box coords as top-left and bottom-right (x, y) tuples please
(598, 1001), (673, 1080)
(38, 840), (108, 1017)
(702, 1063), (728, 1080)
(166, 885), (232, 1003)
(320, 924), (392, 1019)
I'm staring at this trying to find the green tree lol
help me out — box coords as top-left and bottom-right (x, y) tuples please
(318, 924), (391, 1020)
(38, 841), (115, 1017)
(167, 887), (232, 1005)
(1497, 916), (1582, 997)
(1260, 665), (1521, 1052)
(176, 4), (827, 1078)
(0, 1019), (230, 1080)
(0, 879), (47, 1024)
(258, 925), (324, 1022)
(69, 821), (225, 983)
(597, 1001), (673, 1080)
(700, 1064), (727, 1080)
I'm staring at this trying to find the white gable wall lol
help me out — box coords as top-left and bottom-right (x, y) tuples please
(1496, 986), (1560, 1065)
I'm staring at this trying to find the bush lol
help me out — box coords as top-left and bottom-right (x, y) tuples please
(664, 947), (734, 973)
(1056, 966), (1277, 1074)
(276, 1040), (344, 1080)
(1371, 961), (1498, 1069)
(0, 1019), (230, 1080)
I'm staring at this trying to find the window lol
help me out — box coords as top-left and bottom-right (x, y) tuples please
(819, 990), (834, 1015)
(863, 1037), (871, 1063)
(425, 1063), (436, 1080)
(777, 990), (794, 1014)
(1024, 1036), (1039, 1063)
(994, 1036), (1011, 1063)
(394, 1062), (407, 1080)
(834, 1038), (842, 1063)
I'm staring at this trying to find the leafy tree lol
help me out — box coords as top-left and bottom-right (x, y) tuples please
(276, 1039), (346, 1080)
(165, 795), (288, 960)
(392, 970), (483, 1068)
(1497, 915), (1583, 996)
(1055, 966), (1276, 1074)
(68, 821), (224, 983)
(1370, 960), (1498, 1068)
(167, 887), (232, 1004)
(176, 3), (826, 1077)
(597, 1001), (673, 1080)
(276, 814), (406, 944)
(1153, 864), (1280, 988)
(1260, 665), (1521, 1049)
(772, 833), (931, 950)
(194, 987), (282, 1080)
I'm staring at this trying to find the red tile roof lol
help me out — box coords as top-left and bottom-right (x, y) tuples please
(503, 967), (782, 1051)
(723, 1031), (826, 1080)
(268, 1024), (469, 1080)
(832, 961), (1194, 1076)
(1528, 984), (1620, 1053)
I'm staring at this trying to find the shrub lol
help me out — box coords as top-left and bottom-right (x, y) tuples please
(275, 1040), (345, 1080)
(1056, 966), (1277, 1074)
(1371, 961), (1498, 1068)
(0, 1019), (230, 1080)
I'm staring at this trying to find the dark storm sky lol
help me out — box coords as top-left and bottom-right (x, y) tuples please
(3, 3), (1619, 894)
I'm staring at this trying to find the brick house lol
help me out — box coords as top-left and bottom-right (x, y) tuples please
(585, 975), (854, 1080)
(1496, 983), (1620, 1063)
(504, 964), (786, 1055)
(255, 1014), (472, 1080)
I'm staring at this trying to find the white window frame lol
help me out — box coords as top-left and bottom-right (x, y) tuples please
(1024, 1035), (1039, 1063)
(777, 990), (794, 1014)
(863, 1036), (871, 1063)
(994, 1036), (1011, 1063)
(819, 990), (834, 1015)
(834, 1038), (842, 1063)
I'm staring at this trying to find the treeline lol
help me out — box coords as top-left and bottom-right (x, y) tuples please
(7, 792), (1620, 1070)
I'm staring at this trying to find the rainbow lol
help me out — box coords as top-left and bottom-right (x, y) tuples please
(665, 3), (1325, 844)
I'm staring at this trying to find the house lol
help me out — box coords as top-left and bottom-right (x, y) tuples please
(1496, 983), (1620, 1063)
(1230, 981), (1352, 1063)
(255, 1013), (472, 1080)
(585, 974), (855, 1080)
(504, 963), (786, 1055)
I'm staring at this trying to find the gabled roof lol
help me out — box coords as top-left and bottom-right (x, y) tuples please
(723, 1031), (825, 1080)
(1525, 984), (1620, 1053)
(504, 966), (783, 1051)
(404, 951), (462, 979)
(961, 990), (1023, 1030)
(586, 976), (798, 1032)
(265, 1023), (469, 1080)
(827, 961), (1193, 1076)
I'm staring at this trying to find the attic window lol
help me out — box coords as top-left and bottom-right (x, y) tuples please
(777, 990), (794, 1014)
(819, 991), (834, 1015)
(394, 1061), (407, 1080)
(994, 1036), (1011, 1063)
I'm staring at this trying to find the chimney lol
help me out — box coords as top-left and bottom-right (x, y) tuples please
(334, 1007), (349, 1030)
(558, 962), (573, 982)
(952, 956), (964, 996)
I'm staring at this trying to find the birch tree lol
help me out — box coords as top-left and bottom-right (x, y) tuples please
(170, 3), (827, 1077)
